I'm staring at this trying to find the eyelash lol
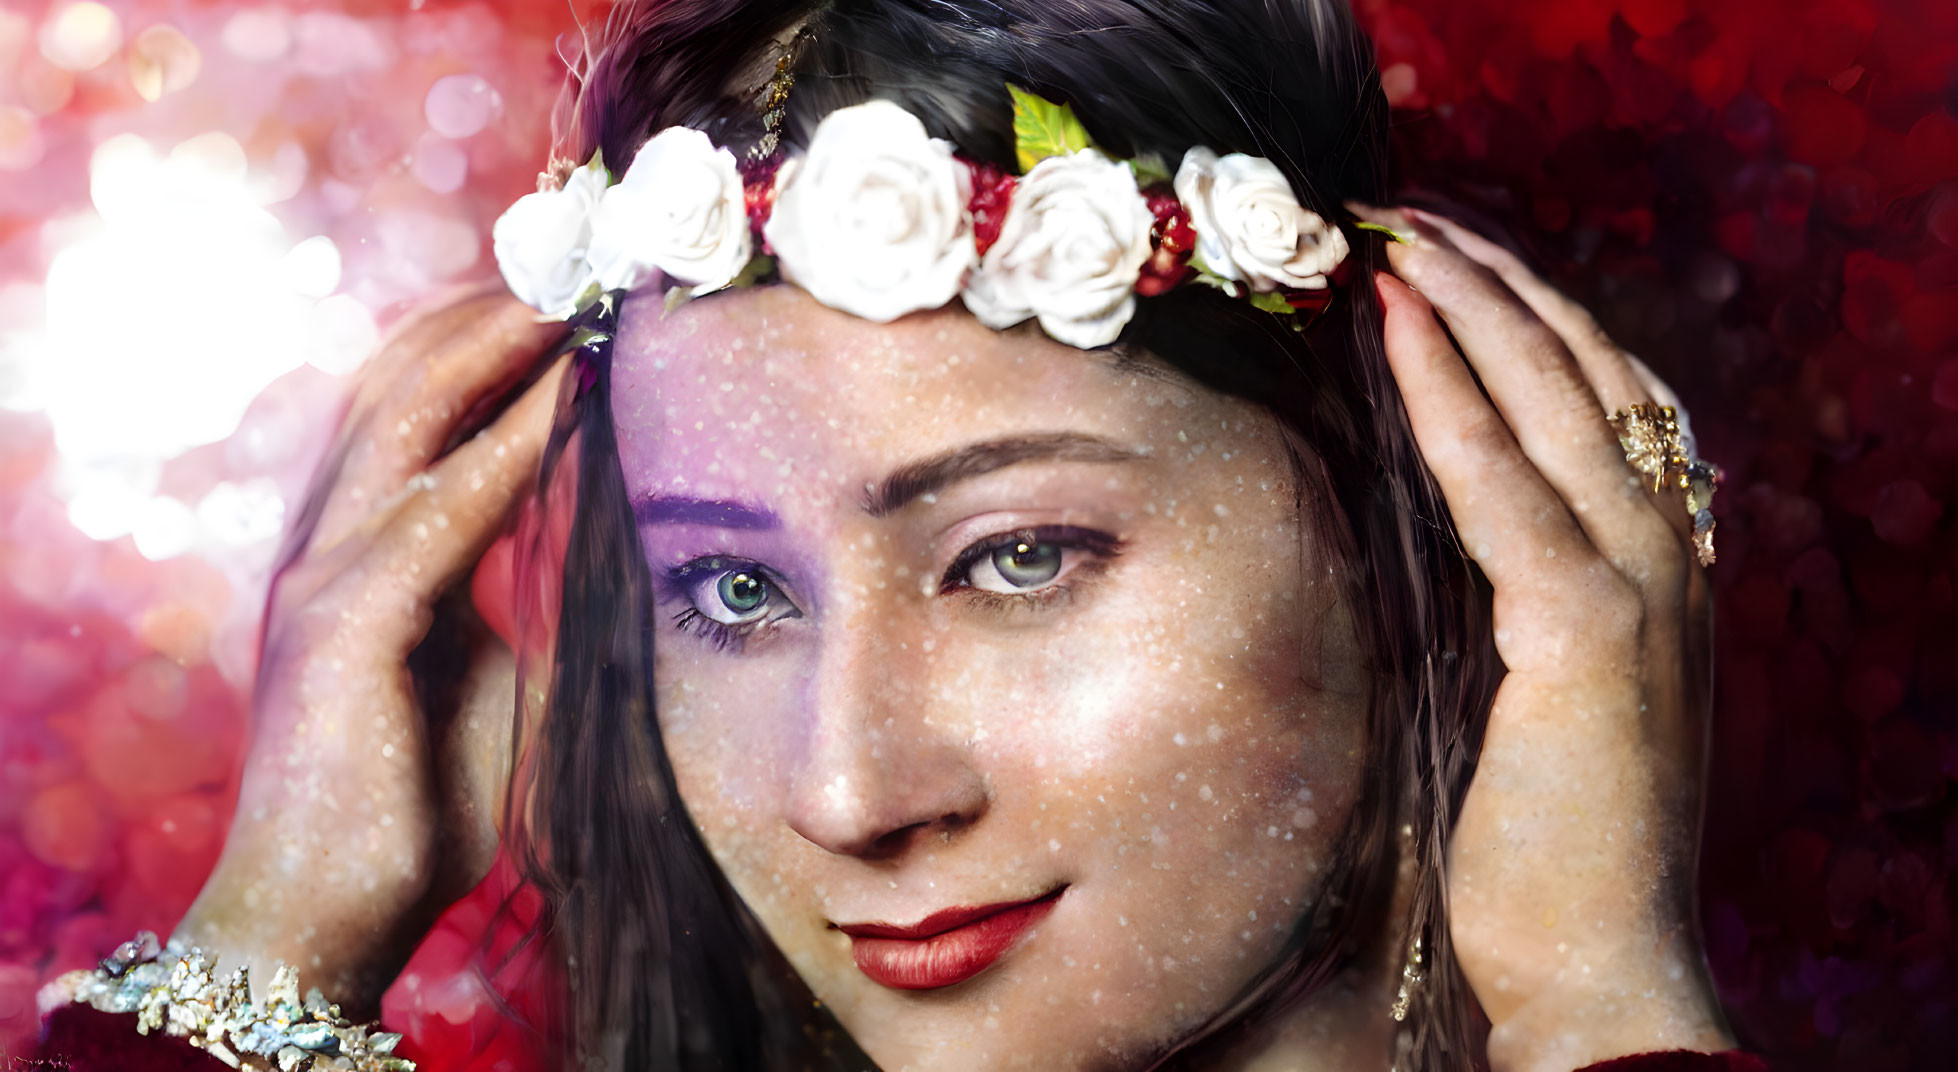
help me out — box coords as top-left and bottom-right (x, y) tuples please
(661, 526), (1124, 652)
(671, 605), (767, 651)
(937, 525), (1123, 598)
(662, 557), (798, 652)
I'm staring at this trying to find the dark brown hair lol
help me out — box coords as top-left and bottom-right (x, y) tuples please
(509, 2), (1501, 1068)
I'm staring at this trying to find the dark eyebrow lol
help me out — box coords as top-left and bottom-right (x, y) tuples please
(863, 432), (1143, 517)
(634, 496), (780, 530)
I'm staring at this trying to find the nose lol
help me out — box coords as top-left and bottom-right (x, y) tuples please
(784, 608), (989, 859)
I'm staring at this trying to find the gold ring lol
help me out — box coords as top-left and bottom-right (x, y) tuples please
(1607, 402), (1719, 566)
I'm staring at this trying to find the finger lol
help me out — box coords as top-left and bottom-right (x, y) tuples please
(366, 355), (571, 656)
(384, 293), (568, 467)
(1622, 359), (1711, 549)
(350, 291), (564, 467)
(356, 290), (563, 431)
(1622, 352), (1680, 411)
(1402, 208), (1651, 414)
(353, 277), (510, 398)
(1350, 202), (1675, 569)
(280, 285), (515, 558)
(1403, 209), (1698, 545)
(1621, 351), (1702, 461)
(315, 296), (568, 548)
(1375, 272), (1608, 597)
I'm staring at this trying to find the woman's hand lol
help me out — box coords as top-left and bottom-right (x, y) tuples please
(1349, 203), (1734, 1071)
(175, 283), (567, 1013)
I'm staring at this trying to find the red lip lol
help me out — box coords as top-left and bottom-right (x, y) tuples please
(837, 887), (1066, 990)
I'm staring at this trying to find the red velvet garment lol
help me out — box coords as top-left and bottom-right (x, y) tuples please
(40, 1005), (228, 1072)
(1579, 1053), (1772, 1072)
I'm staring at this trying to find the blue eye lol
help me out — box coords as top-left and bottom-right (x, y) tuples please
(979, 538), (1063, 590)
(713, 570), (769, 619)
(663, 526), (1122, 652)
(667, 559), (800, 649)
(946, 526), (1121, 595)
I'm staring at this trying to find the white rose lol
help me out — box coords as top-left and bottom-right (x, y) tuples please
(764, 99), (975, 323)
(588, 127), (752, 295)
(1174, 146), (1348, 291)
(960, 149), (1153, 349)
(491, 160), (606, 318)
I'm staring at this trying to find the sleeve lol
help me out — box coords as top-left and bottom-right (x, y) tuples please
(40, 1003), (234, 1072)
(1576, 1052), (1771, 1072)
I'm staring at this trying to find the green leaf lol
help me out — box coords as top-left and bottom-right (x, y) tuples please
(1354, 220), (1411, 245)
(1009, 85), (1093, 173)
(565, 279), (603, 318)
(1126, 152), (1172, 189)
(1186, 251), (1243, 298)
(667, 255), (776, 314)
(729, 253), (776, 289)
(1247, 290), (1294, 314)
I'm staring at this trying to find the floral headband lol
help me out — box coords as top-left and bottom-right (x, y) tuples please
(493, 88), (1370, 349)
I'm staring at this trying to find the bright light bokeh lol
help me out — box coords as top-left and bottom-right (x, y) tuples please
(0, 6), (564, 1061)
(38, 1), (121, 73)
(127, 24), (202, 102)
(1, 130), (372, 559)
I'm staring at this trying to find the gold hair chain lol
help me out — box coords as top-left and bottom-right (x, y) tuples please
(749, 26), (812, 162)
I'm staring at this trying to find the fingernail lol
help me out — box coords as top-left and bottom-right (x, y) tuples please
(1344, 199), (1396, 225)
(1388, 206), (1464, 253)
(1373, 269), (1422, 306)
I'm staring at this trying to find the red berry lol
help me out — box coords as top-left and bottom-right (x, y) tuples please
(961, 158), (1018, 258)
(1136, 189), (1195, 296)
(739, 156), (782, 253)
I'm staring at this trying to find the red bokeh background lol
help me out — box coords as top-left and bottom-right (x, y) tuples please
(0, 1), (1953, 1068)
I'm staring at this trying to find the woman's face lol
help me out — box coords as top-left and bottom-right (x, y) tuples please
(610, 285), (1368, 1069)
